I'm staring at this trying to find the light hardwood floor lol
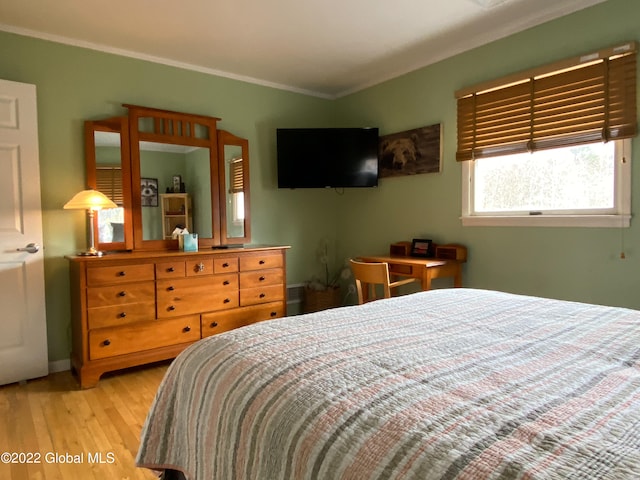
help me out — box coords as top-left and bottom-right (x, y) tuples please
(0, 362), (170, 480)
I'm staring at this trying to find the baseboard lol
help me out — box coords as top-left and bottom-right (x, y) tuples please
(49, 358), (71, 373)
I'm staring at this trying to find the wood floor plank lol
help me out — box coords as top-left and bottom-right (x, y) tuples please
(0, 362), (170, 480)
(26, 384), (61, 480)
(15, 387), (49, 480)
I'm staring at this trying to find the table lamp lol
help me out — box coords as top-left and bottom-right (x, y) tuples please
(64, 188), (117, 256)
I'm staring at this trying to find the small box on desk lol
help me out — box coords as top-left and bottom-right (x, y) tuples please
(435, 244), (467, 262)
(390, 241), (412, 256)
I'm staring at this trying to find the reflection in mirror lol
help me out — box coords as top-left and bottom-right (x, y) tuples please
(94, 131), (125, 244)
(224, 144), (245, 239)
(139, 142), (212, 241)
(218, 129), (250, 244)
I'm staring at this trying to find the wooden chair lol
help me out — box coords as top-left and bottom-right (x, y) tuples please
(349, 259), (419, 304)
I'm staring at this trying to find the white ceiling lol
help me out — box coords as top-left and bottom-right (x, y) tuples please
(0, 0), (607, 98)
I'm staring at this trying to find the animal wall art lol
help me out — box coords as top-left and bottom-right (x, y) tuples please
(378, 123), (442, 178)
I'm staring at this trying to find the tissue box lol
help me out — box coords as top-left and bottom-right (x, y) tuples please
(179, 233), (198, 252)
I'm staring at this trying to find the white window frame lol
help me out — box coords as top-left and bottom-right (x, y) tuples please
(461, 139), (632, 228)
(231, 191), (245, 224)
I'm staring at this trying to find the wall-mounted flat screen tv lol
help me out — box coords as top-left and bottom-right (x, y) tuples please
(277, 128), (379, 188)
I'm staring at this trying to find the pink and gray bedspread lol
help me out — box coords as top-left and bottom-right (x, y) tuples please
(137, 288), (640, 479)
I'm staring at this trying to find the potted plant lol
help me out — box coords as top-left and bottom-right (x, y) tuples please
(304, 239), (352, 313)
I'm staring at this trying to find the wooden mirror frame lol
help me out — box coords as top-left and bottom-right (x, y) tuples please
(85, 105), (252, 252)
(126, 104), (223, 250)
(85, 116), (134, 252)
(218, 130), (251, 245)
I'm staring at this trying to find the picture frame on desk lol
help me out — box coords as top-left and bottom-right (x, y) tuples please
(410, 238), (434, 258)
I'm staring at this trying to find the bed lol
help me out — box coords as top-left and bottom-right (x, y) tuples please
(136, 288), (640, 479)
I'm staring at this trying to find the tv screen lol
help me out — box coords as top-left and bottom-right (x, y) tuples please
(277, 128), (379, 188)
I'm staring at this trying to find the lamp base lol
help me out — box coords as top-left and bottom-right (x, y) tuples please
(77, 247), (104, 257)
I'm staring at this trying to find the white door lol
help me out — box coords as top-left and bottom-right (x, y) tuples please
(0, 78), (48, 385)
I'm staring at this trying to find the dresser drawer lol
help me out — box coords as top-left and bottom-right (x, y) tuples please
(87, 282), (155, 308)
(239, 253), (283, 271)
(201, 302), (285, 338)
(249, 301), (285, 323)
(185, 258), (213, 277)
(240, 284), (284, 306)
(87, 302), (156, 329)
(214, 256), (239, 274)
(87, 264), (155, 286)
(239, 268), (284, 289)
(157, 258), (239, 277)
(201, 311), (251, 337)
(157, 275), (239, 317)
(156, 261), (186, 279)
(88, 315), (200, 360)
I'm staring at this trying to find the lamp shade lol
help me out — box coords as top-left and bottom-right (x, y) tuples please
(64, 189), (117, 211)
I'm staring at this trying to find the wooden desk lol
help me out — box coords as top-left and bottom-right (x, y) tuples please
(357, 255), (463, 291)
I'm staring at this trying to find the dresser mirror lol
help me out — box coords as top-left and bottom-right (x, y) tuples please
(85, 105), (251, 252)
(85, 116), (133, 251)
(218, 130), (251, 244)
(138, 142), (213, 242)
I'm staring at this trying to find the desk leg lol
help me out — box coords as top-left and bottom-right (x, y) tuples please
(421, 269), (433, 291)
(421, 263), (462, 290)
(453, 265), (462, 287)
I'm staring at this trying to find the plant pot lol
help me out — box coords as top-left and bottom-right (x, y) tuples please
(303, 286), (341, 313)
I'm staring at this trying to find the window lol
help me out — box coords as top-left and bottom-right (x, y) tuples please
(232, 192), (245, 222)
(98, 207), (125, 242)
(95, 166), (123, 205)
(228, 157), (245, 223)
(461, 139), (631, 227)
(95, 165), (125, 241)
(456, 42), (636, 227)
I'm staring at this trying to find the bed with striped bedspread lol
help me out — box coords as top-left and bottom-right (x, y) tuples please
(137, 288), (640, 479)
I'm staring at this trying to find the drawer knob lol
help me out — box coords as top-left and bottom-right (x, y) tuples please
(270, 311), (277, 317)
(103, 339), (111, 346)
(119, 312), (127, 318)
(118, 291), (126, 297)
(196, 262), (205, 272)
(259, 260), (265, 265)
(210, 322), (218, 328)
(259, 276), (266, 281)
(168, 286), (175, 291)
(168, 305), (176, 311)
(259, 293), (266, 298)
(168, 267), (175, 272)
(183, 326), (191, 333)
(223, 298), (230, 304)
(222, 262), (229, 268)
(118, 271), (126, 277)
(223, 280), (230, 286)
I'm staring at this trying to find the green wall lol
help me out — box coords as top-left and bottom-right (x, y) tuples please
(0, 0), (638, 364)
(140, 150), (185, 239)
(335, 0), (640, 307)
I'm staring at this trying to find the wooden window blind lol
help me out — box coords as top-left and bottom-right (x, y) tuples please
(456, 42), (637, 162)
(229, 158), (244, 193)
(96, 166), (123, 205)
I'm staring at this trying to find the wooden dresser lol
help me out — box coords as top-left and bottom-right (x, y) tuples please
(68, 246), (288, 388)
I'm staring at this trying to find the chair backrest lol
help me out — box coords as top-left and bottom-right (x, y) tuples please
(349, 259), (392, 304)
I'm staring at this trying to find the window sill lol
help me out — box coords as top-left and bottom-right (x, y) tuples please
(461, 214), (631, 228)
